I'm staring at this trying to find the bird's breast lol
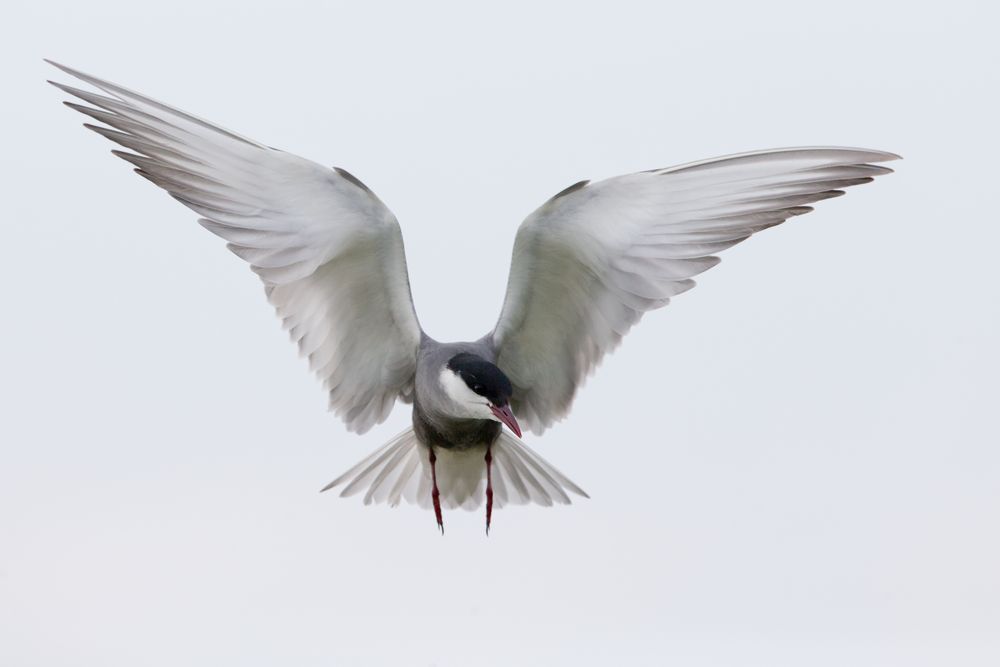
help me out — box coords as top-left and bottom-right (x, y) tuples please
(412, 404), (501, 452)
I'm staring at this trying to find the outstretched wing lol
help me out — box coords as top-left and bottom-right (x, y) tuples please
(490, 147), (898, 434)
(49, 61), (422, 434)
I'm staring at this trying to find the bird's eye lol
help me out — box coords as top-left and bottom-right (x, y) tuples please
(473, 385), (483, 393)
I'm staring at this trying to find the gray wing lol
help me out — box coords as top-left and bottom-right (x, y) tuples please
(49, 61), (423, 434)
(490, 147), (898, 434)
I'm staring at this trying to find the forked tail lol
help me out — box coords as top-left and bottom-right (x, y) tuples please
(321, 428), (588, 515)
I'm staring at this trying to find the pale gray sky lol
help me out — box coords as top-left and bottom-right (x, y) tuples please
(2, 1), (998, 665)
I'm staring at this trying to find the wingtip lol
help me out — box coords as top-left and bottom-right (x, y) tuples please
(835, 147), (902, 162)
(47, 79), (85, 97)
(856, 148), (901, 163)
(819, 147), (902, 163)
(44, 59), (74, 75)
(46, 79), (71, 95)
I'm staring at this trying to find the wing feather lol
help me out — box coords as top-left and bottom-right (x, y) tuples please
(49, 61), (422, 433)
(491, 147), (898, 434)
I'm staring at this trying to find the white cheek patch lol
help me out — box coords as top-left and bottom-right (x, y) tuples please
(439, 368), (495, 420)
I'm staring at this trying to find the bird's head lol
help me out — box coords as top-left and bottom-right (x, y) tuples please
(440, 353), (521, 437)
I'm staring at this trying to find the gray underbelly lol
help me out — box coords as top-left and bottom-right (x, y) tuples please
(412, 409), (502, 451)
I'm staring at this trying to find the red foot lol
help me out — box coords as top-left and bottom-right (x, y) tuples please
(485, 446), (493, 535)
(429, 448), (443, 534)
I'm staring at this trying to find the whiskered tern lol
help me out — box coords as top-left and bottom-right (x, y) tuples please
(48, 61), (897, 533)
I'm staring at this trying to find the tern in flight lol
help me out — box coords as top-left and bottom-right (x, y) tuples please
(48, 60), (897, 533)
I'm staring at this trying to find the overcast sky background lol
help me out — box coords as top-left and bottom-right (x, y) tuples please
(2, 1), (998, 665)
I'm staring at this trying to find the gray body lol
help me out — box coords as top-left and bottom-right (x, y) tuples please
(412, 336), (501, 451)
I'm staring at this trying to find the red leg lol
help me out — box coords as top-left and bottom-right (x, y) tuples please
(429, 448), (443, 534)
(485, 446), (494, 535)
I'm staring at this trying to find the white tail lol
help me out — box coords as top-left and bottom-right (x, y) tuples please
(321, 428), (588, 510)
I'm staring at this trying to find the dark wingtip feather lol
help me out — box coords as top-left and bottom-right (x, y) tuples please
(110, 149), (148, 168)
(47, 79), (87, 98)
(45, 60), (95, 81)
(44, 59), (80, 78)
(861, 164), (895, 176)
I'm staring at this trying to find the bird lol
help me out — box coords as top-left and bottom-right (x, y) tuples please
(47, 60), (898, 533)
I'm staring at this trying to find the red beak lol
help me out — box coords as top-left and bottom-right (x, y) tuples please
(489, 404), (522, 438)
